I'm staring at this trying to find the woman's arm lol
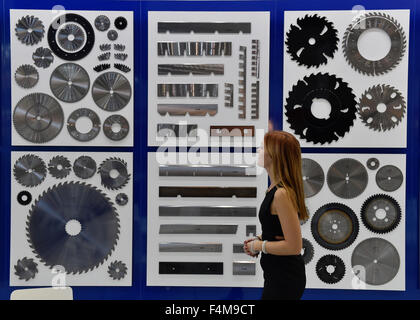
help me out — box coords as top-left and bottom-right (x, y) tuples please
(251, 188), (302, 255)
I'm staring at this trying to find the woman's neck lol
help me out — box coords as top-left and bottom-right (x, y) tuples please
(266, 167), (277, 191)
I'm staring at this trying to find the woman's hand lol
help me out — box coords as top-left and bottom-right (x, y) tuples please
(243, 238), (259, 257)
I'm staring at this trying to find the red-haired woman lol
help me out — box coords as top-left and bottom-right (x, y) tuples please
(244, 131), (308, 300)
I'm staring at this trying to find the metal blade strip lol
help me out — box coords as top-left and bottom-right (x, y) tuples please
(158, 22), (251, 34)
(157, 42), (232, 56)
(251, 39), (260, 78)
(159, 242), (222, 252)
(158, 64), (224, 75)
(233, 261), (256, 275)
(157, 83), (218, 97)
(251, 81), (260, 119)
(159, 224), (238, 234)
(233, 244), (245, 253)
(238, 46), (247, 119)
(225, 83), (234, 108)
(159, 186), (257, 198)
(159, 262), (223, 275)
(159, 165), (256, 177)
(159, 206), (257, 217)
(157, 123), (197, 137)
(157, 104), (217, 116)
(210, 125), (255, 137)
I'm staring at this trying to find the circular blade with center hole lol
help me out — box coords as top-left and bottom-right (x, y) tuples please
(73, 155), (97, 179)
(26, 181), (120, 274)
(13, 93), (64, 143)
(14, 257), (38, 281)
(351, 237), (400, 286)
(67, 108), (101, 142)
(92, 72), (131, 111)
(376, 165), (404, 192)
(15, 64), (39, 88)
(50, 63), (90, 103)
(361, 194), (401, 234)
(98, 158), (130, 190)
(302, 158), (324, 198)
(327, 158), (368, 199)
(48, 155), (71, 179)
(57, 23), (86, 52)
(13, 154), (46, 187)
(103, 114), (129, 141)
(15, 15), (44, 45)
(316, 254), (345, 284)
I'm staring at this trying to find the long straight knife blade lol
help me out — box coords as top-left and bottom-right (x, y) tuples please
(158, 64), (224, 75)
(159, 224), (238, 234)
(157, 104), (217, 116)
(159, 186), (257, 198)
(159, 262), (223, 275)
(159, 242), (223, 252)
(159, 206), (257, 217)
(158, 22), (251, 34)
(159, 165), (256, 177)
(233, 261), (256, 275)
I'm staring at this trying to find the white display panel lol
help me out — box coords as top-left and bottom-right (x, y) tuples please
(283, 10), (410, 148)
(148, 11), (270, 147)
(10, 151), (133, 286)
(10, 9), (134, 146)
(147, 152), (267, 287)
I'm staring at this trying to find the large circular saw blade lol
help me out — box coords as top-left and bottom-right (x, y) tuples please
(13, 93), (64, 143)
(302, 158), (324, 198)
(14, 154), (46, 187)
(351, 237), (400, 286)
(376, 165), (403, 192)
(92, 72), (132, 111)
(26, 181), (120, 274)
(327, 158), (368, 199)
(361, 194), (401, 234)
(50, 63), (90, 103)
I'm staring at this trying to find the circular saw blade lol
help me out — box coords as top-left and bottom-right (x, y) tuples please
(108, 260), (127, 280)
(285, 73), (357, 145)
(73, 155), (97, 179)
(98, 157), (130, 190)
(15, 15), (44, 45)
(286, 14), (338, 68)
(32, 47), (54, 68)
(366, 158), (380, 170)
(376, 165), (404, 192)
(50, 63), (90, 103)
(302, 238), (314, 265)
(26, 181), (120, 274)
(95, 15), (110, 31)
(327, 158), (368, 199)
(103, 114), (130, 141)
(351, 237), (400, 286)
(116, 193), (128, 206)
(92, 72), (132, 111)
(14, 154), (46, 187)
(67, 108), (101, 142)
(342, 12), (406, 76)
(311, 202), (359, 250)
(302, 158), (324, 198)
(316, 254), (345, 284)
(15, 64), (39, 89)
(13, 93), (64, 144)
(14, 257), (38, 281)
(361, 194), (401, 234)
(358, 85), (406, 132)
(57, 23), (86, 52)
(48, 155), (71, 179)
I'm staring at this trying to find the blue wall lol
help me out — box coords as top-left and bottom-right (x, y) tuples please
(1, 0), (419, 300)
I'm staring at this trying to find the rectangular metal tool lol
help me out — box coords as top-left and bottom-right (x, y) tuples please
(157, 123), (197, 138)
(158, 22), (251, 34)
(159, 165), (256, 177)
(233, 261), (256, 275)
(238, 46), (247, 119)
(157, 104), (217, 117)
(159, 242), (223, 252)
(159, 262), (223, 275)
(157, 42), (232, 56)
(251, 40), (260, 78)
(158, 64), (224, 75)
(251, 81), (260, 119)
(246, 225), (257, 237)
(233, 244), (246, 254)
(159, 224), (238, 234)
(210, 125), (255, 137)
(159, 206), (257, 217)
(224, 83), (234, 108)
(159, 186), (257, 198)
(157, 83), (218, 97)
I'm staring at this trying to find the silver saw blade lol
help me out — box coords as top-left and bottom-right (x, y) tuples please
(15, 15), (44, 45)
(15, 64), (39, 89)
(73, 155), (96, 179)
(376, 165), (404, 192)
(48, 155), (71, 179)
(351, 237), (400, 285)
(57, 23), (86, 52)
(32, 47), (54, 68)
(50, 63), (90, 103)
(98, 158), (130, 190)
(327, 158), (368, 199)
(302, 158), (324, 198)
(14, 154), (46, 187)
(13, 93), (64, 143)
(92, 72), (131, 111)
(26, 181), (120, 274)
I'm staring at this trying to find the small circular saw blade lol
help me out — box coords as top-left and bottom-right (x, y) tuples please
(14, 154), (46, 187)
(316, 254), (345, 284)
(361, 194), (401, 234)
(15, 15), (44, 45)
(302, 158), (324, 198)
(73, 155), (97, 179)
(376, 165), (403, 192)
(15, 64), (39, 89)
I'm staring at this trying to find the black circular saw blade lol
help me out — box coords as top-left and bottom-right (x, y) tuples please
(108, 260), (127, 280)
(301, 158), (324, 198)
(327, 158), (368, 199)
(376, 165), (404, 192)
(311, 202), (359, 250)
(14, 154), (47, 187)
(73, 155), (97, 179)
(302, 238), (314, 265)
(316, 254), (345, 284)
(361, 194), (401, 234)
(98, 157), (130, 190)
(286, 14), (338, 68)
(48, 155), (71, 179)
(14, 257), (38, 281)
(26, 181), (120, 274)
(285, 72), (357, 145)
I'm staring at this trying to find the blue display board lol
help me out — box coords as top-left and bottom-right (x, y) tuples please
(0, 0), (419, 299)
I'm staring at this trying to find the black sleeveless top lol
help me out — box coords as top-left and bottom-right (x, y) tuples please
(258, 184), (305, 278)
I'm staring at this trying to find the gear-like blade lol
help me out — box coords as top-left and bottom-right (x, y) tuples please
(376, 165), (403, 192)
(32, 47), (54, 68)
(14, 257), (38, 281)
(14, 154), (46, 187)
(15, 15), (44, 45)
(26, 181), (120, 274)
(50, 63), (90, 103)
(358, 85), (405, 131)
(15, 64), (39, 89)
(57, 23), (86, 52)
(343, 12), (406, 76)
(285, 73), (357, 145)
(48, 155), (71, 179)
(98, 158), (130, 190)
(73, 155), (96, 179)
(327, 158), (368, 199)
(302, 238), (314, 265)
(95, 15), (111, 32)
(351, 238), (400, 285)
(116, 193), (128, 206)
(108, 260), (127, 280)
(92, 72), (132, 111)
(302, 158), (324, 198)
(286, 14), (338, 68)
(316, 254), (345, 284)
(361, 194), (401, 234)
(311, 202), (359, 250)
(13, 93), (64, 144)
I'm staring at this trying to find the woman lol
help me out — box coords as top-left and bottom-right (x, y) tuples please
(244, 131), (308, 300)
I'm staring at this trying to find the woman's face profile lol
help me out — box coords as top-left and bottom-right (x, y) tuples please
(257, 142), (271, 169)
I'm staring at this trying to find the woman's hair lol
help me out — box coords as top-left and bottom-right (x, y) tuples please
(264, 131), (309, 221)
